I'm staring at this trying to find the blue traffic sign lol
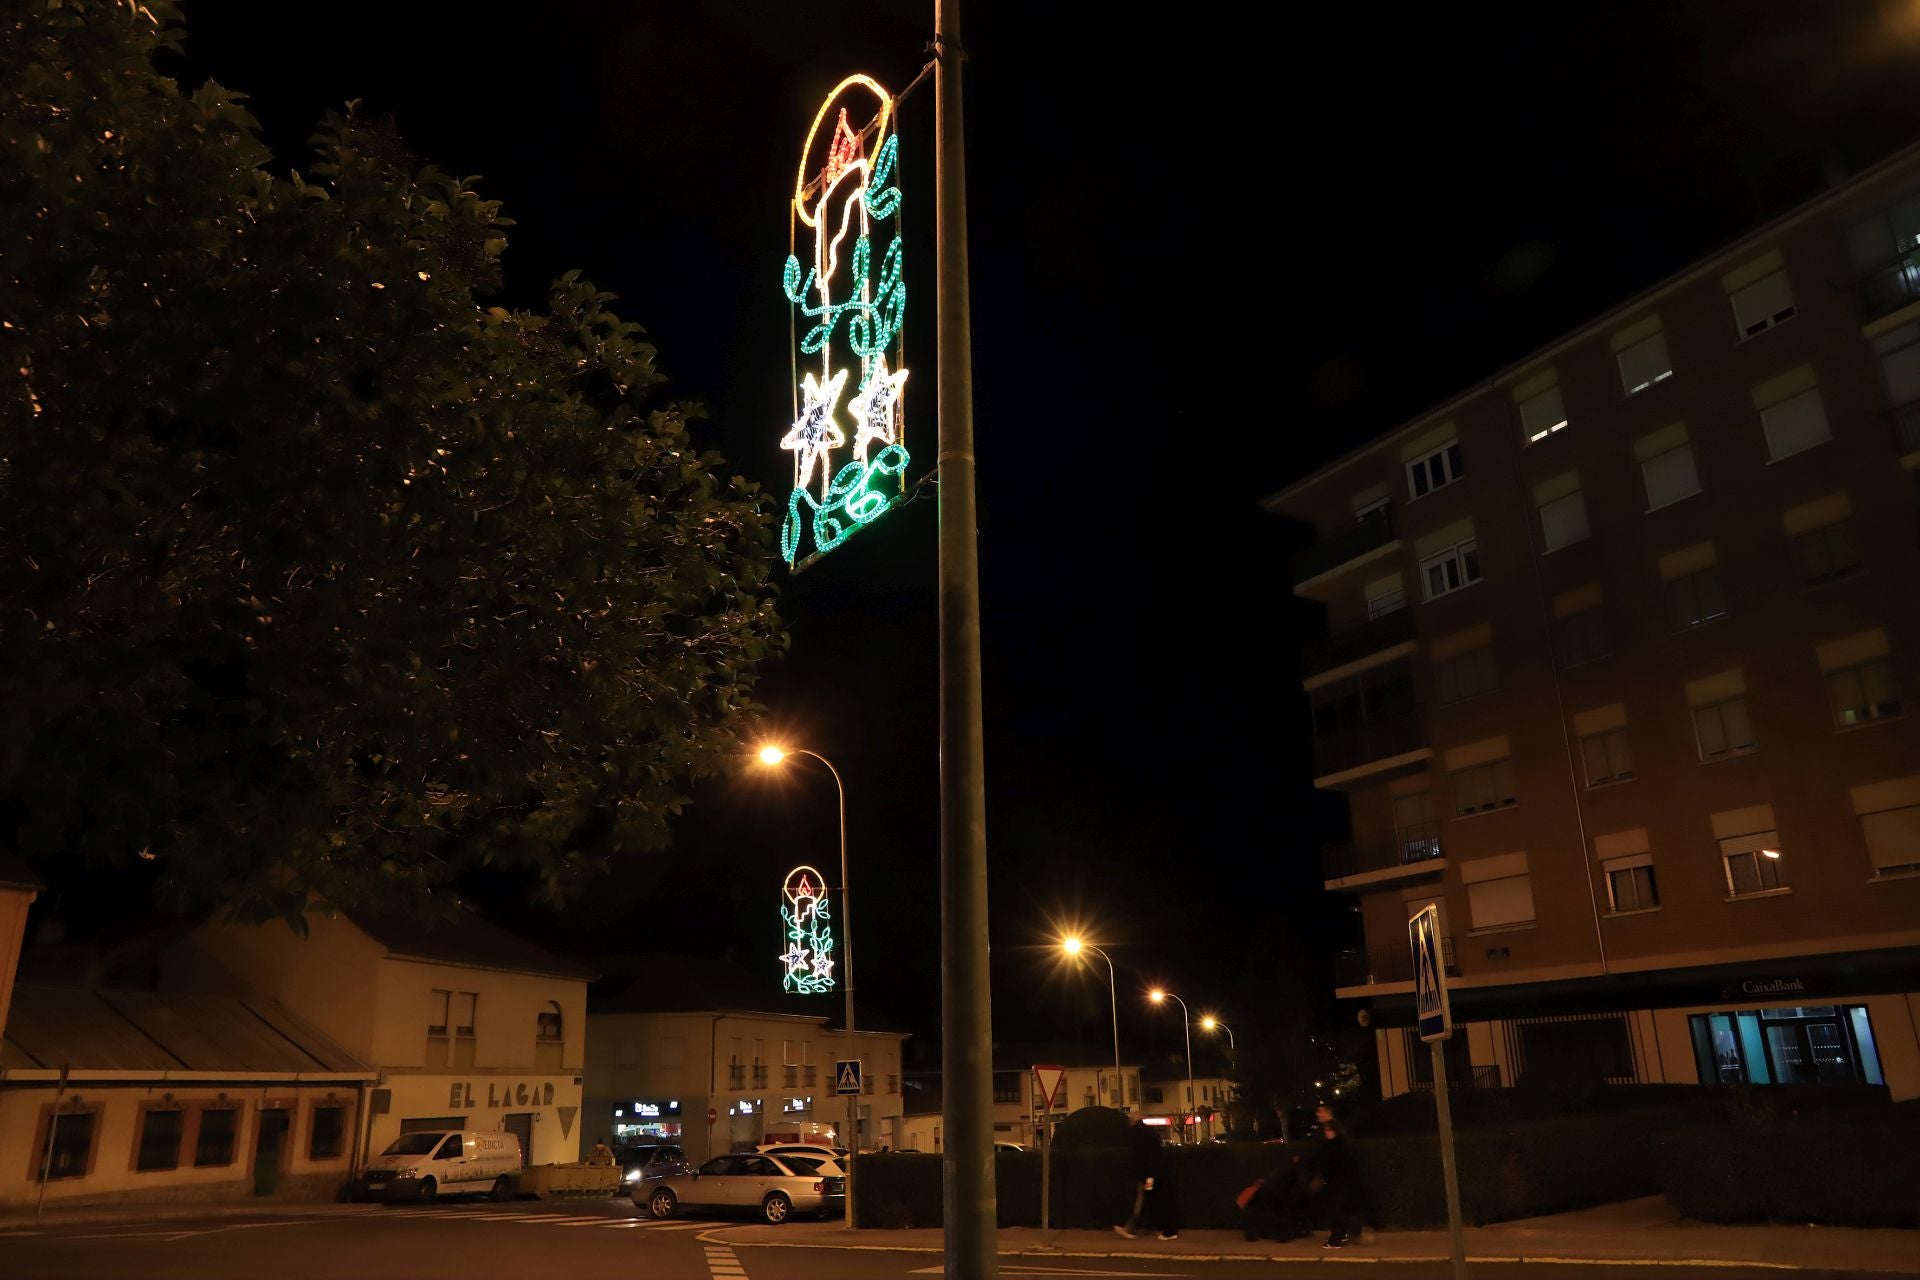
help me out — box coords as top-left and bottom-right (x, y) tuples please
(1410, 904), (1452, 1042)
(835, 1058), (863, 1096)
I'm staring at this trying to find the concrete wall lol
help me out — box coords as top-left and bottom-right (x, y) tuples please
(0, 1082), (358, 1209)
(0, 884), (37, 1040)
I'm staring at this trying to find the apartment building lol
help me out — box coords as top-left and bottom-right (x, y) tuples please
(1266, 144), (1920, 1102)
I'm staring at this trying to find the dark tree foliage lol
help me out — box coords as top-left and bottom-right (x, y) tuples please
(0, 1), (784, 923)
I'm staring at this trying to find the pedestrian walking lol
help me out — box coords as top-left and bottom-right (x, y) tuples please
(1305, 1119), (1362, 1248)
(1114, 1120), (1172, 1239)
(1315, 1102), (1377, 1242)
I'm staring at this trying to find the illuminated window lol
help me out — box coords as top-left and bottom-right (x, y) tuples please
(1617, 329), (1673, 396)
(1405, 440), (1463, 500)
(1518, 382), (1568, 445)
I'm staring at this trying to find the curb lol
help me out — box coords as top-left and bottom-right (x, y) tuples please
(693, 1229), (1815, 1271)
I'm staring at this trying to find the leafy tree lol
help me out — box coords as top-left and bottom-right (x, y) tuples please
(0, 1), (784, 922)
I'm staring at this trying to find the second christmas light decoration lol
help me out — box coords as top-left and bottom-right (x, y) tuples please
(778, 74), (910, 567)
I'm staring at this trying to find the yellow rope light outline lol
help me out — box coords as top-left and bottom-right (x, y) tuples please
(792, 74), (893, 229)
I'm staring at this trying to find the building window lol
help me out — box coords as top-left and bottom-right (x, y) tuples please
(1690, 1006), (1884, 1087)
(1858, 798), (1920, 878)
(1603, 856), (1659, 913)
(1451, 757), (1516, 816)
(1129, 1077), (1139, 1103)
(1759, 387), (1831, 462)
(1617, 329), (1673, 396)
(1692, 697), (1756, 760)
(1790, 520), (1862, 587)
(194, 1109), (238, 1167)
(1580, 728), (1634, 787)
(1518, 383), (1567, 445)
(136, 1108), (184, 1172)
(1875, 321), (1920, 417)
(1406, 439), (1463, 500)
(1827, 659), (1901, 728)
(1433, 643), (1497, 706)
(1555, 606), (1610, 669)
(1720, 828), (1788, 897)
(1463, 855), (1535, 930)
(428, 989), (450, 1038)
(309, 1106), (346, 1161)
(39, 1111), (95, 1181)
(1366, 581), (1406, 619)
(1730, 268), (1795, 338)
(1419, 539), (1480, 601)
(1535, 476), (1590, 554)
(1666, 566), (1727, 630)
(1641, 442), (1701, 511)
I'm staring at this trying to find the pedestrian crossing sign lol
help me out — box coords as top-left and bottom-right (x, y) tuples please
(835, 1058), (862, 1095)
(1410, 903), (1452, 1042)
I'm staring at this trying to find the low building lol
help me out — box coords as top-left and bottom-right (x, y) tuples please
(1, 984), (375, 1208)
(164, 907), (594, 1166)
(1139, 1070), (1236, 1142)
(585, 965), (909, 1163)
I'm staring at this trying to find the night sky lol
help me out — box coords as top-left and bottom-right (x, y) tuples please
(159, 2), (1920, 1067)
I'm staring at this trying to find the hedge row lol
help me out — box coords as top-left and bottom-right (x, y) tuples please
(855, 1108), (1686, 1230)
(1659, 1105), (1920, 1228)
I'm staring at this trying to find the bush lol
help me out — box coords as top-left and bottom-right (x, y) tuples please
(856, 1108), (1698, 1230)
(1661, 1108), (1920, 1228)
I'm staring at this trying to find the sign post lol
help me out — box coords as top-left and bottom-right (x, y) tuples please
(1032, 1066), (1066, 1236)
(1411, 905), (1468, 1280)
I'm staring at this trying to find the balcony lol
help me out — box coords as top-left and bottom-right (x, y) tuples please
(1323, 821), (1446, 889)
(1312, 706), (1430, 787)
(1894, 400), (1920, 468)
(1333, 935), (1457, 990)
(1861, 251), (1920, 324)
(1292, 506), (1398, 593)
(1302, 608), (1416, 680)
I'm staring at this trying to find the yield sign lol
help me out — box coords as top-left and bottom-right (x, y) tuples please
(1032, 1064), (1068, 1111)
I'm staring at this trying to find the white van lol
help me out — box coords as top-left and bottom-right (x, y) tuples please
(356, 1129), (523, 1202)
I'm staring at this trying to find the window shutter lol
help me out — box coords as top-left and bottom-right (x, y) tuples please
(1729, 270), (1794, 337)
(1642, 445), (1700, 510)
(1759, 389), (1831, 461)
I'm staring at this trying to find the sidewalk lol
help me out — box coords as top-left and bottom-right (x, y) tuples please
(704, 1197), (1920, 1274)
(0, 1199), (371, 1230)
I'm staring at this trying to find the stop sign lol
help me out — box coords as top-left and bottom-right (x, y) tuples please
(707, 1107), (718, 1125)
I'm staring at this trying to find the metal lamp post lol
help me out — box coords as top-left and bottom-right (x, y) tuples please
(1148, 989), (1194, 1144)
(758, 744), (857, 1227)
(1061, 937), (1124, 1114)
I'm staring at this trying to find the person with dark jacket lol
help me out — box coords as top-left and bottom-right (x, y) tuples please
(1240, 1148), (1310, 1242)
(1114, 1121), (1181, 1240)
(1304, 1120), (1361, 1248)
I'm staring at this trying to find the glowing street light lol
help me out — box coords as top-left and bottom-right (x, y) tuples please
(1060, 935), (1124, 1114)
(1147, 988), (1195, 1144)
(1199, 1014), (1236, 1058)
(756, 743), (856, 1225)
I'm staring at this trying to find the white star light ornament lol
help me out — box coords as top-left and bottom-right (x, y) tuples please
(810, 953), (835, 982)
(848, 359), (909, 464)
(781, 368), (849, 498)
(782, 942), (812, 977)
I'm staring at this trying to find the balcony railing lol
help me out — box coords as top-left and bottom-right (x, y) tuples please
(1893, 400), (1920, 458)
(1312, 705), (1428, 780)
(1301, 608), (1416, 678)
(1333, 935), (1457, 987)
(1862, 251), (1920, 323)
(1323, 821), (1445, 882)
(1292, 505), (1396, 585)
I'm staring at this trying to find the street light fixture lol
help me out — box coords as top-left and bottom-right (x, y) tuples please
(1199, 1014), (1235, 1057)
(756, 743), (856, 1227)
(1147, 988), (1194, 1144)
(1060, 936), (1124, 1115)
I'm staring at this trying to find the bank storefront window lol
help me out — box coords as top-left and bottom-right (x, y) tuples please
(1688, 1005), (1883, 1087)
(612, 1099), (682, 1144)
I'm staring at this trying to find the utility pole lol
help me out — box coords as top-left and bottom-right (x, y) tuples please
(935, 1), (997, 1277)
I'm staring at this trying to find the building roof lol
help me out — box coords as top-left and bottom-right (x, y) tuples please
(343, 908), (597, 982)
(0, 852), (45, 893)
(1, 985), (373, 1077)
(1261, 135), (1920, 510)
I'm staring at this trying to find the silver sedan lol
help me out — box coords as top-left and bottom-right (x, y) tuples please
(638, 1152), (846, 1224)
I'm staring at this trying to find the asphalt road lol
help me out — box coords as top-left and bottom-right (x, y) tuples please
(0, 1202), (1891, 1279)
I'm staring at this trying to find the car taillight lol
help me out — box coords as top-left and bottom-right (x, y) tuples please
(811, 1181), (824, 1192)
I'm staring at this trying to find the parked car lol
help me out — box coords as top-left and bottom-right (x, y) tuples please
(618, 1142), (690, 1186)
(639, 1152), (845, 1223)
(993, 1142), (1026, 1154)
(757, 1142), (848, 1173)
(355, 1129), (522, 1203)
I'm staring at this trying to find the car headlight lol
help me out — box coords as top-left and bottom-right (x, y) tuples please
(392, 1168), (418, 1178)
(623, 1170), (641, 1183)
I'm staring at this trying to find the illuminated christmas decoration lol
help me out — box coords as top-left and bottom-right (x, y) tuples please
(778, 75), (911, 567)
(780, 865), (837, 995)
